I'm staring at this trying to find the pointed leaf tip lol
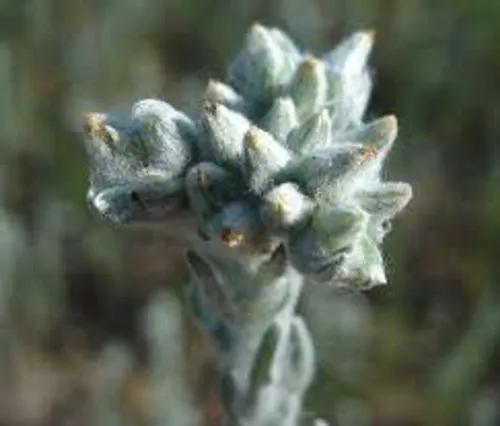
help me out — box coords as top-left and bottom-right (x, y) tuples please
(249, 22), (268, 38)
(375, 114), (398, 143)
(335, 235), (387, 290)
(352, 114), (398, 152)
(84, 112), (118, 145)
(358, 29), (376, 50)
(204, 80), (245, 111)
(358, 182), (412, 218)
(324, 30), (375, 75)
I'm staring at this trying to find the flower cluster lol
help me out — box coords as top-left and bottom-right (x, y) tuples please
(83, 24), (411, 290)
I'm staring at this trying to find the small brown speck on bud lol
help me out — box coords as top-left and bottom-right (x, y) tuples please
(299, 57), (321, 75)
(220, 227), (244, 248)
(359, 146), (379, 163)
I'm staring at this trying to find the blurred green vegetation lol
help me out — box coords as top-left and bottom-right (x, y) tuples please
(0, 0), (499, 425)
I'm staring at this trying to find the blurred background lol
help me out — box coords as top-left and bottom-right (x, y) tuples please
(1, 0), (499, 425)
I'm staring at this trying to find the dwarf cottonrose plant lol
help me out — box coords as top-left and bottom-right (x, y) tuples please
(83, 24), (412, 426)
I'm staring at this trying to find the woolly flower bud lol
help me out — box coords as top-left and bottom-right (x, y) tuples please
(329, 68), (373, 129)
(323, 30), (374, 75)
(287, 109), (332, 154)
(289, 206), (367, 275)
(261, 183), (315, 229)
(289, 57), (328, 120)
(325, 31), (375, 128)
(185, 162), (239, 220)
(201, 102), (250, 168)
(229, 24), (299, 105)
(260, 97), (298, 143)
(204, 79), (246, 112)
(84, 113), (145, 190)
(268, 27), (302, 67)
(244, 126), (293, 193)
(132, 99), (195, 175)
(281, 144), (372, 201)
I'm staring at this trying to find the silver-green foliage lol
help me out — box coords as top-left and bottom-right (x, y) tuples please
(83, 24), (411, 426)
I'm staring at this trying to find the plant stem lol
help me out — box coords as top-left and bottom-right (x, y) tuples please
(187, 245), (315, 426)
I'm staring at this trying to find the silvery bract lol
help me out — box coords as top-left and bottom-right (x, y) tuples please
(83, 24), (411, 426)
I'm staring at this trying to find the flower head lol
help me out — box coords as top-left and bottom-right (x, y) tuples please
(83, 25), (411, 290)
